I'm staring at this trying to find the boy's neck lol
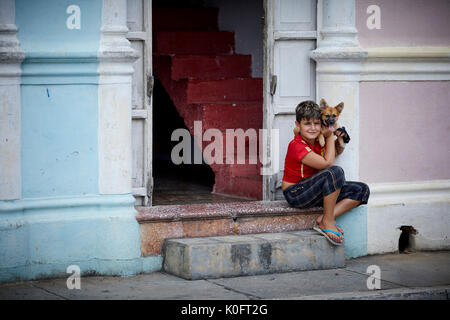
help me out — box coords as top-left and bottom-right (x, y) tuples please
(300, 134), (316, 146)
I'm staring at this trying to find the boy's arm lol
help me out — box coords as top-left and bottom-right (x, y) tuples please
(301, 128), (335, 170)
(335, 139), (345, 156)
(334, 128), (347, 156)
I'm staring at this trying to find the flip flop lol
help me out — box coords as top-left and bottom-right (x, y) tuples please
(313, 222), (343, 246)
(316, 218), (344, 235)
(335, 224), (344, 235)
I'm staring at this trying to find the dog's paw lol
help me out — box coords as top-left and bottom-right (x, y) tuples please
(318, 134), (325, 147)
(336, 126), (350, 144)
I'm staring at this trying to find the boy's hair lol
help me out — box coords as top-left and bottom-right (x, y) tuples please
(295, 100), (321, 122)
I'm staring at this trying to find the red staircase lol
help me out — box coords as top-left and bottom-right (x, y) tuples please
(153, 7), (263, 200)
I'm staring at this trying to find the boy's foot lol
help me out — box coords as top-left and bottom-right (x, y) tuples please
(316, 215), (344, 235)
(315, 221), (343, 244)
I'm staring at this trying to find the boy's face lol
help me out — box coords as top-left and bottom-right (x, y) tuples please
(296, 117), (321, 141)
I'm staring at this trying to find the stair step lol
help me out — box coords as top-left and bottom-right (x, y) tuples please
(181, 103), (262, 134)
(163, 231), (345, 280)
(154, 31), (235, 55)
(171, 55), (252, 80)
(200, 103), (262, 130)
(187, 78), (263, 104)
(153, 8), (219, 31)
(137, 201), (323, 256)
(212, 173), (262, 200)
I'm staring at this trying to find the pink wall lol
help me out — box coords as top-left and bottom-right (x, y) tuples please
(359, 81), (450, 183)
(356, 0), (450, 47)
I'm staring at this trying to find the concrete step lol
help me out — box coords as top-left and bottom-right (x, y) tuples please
(136, 200), (323, 257)
(163, 230), (345, 280)
(154, 31), (235, 55)
(153, 8), (219, 31)
(171, 54), (252, 80)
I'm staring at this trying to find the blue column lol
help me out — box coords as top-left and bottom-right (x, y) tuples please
(0, 0), (159, 283)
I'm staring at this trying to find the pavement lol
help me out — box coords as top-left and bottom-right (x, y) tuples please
(0, 250), (449, 301)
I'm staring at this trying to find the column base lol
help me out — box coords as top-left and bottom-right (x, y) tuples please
(0, 194), (161, 283)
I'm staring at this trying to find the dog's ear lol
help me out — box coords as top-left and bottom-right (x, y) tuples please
(336, 102), (344, 114)
(319, 99), (327, 110)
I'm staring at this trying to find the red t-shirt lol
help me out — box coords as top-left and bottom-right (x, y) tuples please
(282, 134), (325, 183)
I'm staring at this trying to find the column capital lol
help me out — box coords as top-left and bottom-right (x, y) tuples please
(0, 24), (25, 74)
(312, 0), (367, 63)
(98, 0), (138, 64)
(0, 0), (24, 64)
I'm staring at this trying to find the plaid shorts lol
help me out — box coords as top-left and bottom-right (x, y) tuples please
(283, 165), (370, 209)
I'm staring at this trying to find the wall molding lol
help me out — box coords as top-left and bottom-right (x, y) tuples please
(361, 46), (450, 81)
(0, 193), (136, 215)
(368, 179), (450, 207)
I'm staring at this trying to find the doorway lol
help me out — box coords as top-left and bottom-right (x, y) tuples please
(151, 0), (264, 205)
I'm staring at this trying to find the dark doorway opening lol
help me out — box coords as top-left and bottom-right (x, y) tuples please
(152, 78), (215, 205)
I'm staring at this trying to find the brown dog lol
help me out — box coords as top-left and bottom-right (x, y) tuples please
(293, 99), (347, 148)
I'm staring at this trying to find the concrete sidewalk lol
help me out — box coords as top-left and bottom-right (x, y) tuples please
(0, 250), (449, 300)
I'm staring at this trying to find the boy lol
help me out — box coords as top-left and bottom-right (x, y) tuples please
(282, 100), (370, 245)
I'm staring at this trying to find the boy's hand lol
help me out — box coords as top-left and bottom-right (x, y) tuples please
(321, 126), (333, 138)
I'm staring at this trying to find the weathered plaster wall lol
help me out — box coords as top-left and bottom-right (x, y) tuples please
(356, 0), (450, 47)
(359, 81), (450, 183)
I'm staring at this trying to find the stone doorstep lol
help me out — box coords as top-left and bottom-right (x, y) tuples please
(163, 230), (346, 280)
(136, 201), (323, 257)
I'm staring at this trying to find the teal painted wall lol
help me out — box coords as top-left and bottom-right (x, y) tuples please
(21, 85), (98, 198)
(336, 205), (368, 259)
(16, 0), (102, 198)
(15, 0), (101, 56)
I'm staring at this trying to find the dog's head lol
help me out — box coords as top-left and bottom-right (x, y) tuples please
(319, 99), (344, 131)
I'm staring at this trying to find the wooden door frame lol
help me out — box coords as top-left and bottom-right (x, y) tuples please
(128, 0), (153, 206)
(262, 0), (275, 201)
(262, 0), (319, 201)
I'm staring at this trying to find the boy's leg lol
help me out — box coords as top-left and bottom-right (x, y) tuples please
(334, 198), (361, 218)
(316, 181), (369, 225)
(334, 181), (369, 218)
(318, 187), (343, 243)
(316, 198), (361, 222)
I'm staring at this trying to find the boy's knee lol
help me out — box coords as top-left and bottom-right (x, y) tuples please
(327, 165), (345, 180)
(362, 182), (370, 197)
(322, 165), (345, 189)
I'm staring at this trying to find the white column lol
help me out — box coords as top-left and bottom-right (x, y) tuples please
(311, 0), (367, 181)
(0, 0), (25, 200)
(98, 0), (138, 194)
